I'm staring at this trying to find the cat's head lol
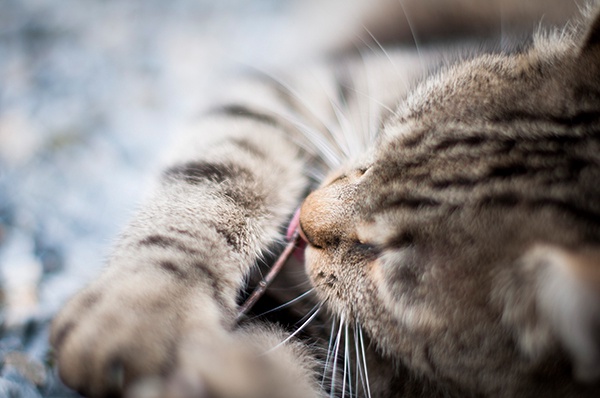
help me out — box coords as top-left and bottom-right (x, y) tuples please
(299, 5), (600, 395)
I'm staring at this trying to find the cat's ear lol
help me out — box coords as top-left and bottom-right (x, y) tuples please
(509, 245), (600, 382)
(580, 5), (600, 54)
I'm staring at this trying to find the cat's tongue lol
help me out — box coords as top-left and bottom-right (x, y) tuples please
(286, 208), (306, 262)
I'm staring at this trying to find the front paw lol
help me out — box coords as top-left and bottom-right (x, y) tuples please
(155, 325), (320, 398)
(50, 277), (191, 397)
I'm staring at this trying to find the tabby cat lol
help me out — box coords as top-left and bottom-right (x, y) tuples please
(51, 1), (600, 397)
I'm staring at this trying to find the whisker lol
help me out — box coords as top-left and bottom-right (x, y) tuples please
(362, 26), (402, 79)
(321, 317), (338, 390)
(249, 288), (315, 319)
(330, 101), (355, 159)
(315, 67), (365, 159)
(237, 230), (301, 320)
(242, 64), (342, 136)
(354, 320), (368, 397)
(330, 67), (368, 159)
(261, 304), (322, 355)
(499, 0), (507, 51)
(257, 72), (346, 157)
(397, 0), (425, 72)
(230, 65), (344, 170)
(354, 48), (396, 146)
(353, 36), (413, 98)
(308, 167), (327, 182)
(330, 313), (345, 398)
(346, 79), (399, 144)
(345, 85), (397, 117)
(342, 323), (348, 398)
(342, 322), (353, 398)
(354, 321), (361, 396)
(306, 70), (355, 160)
(270, 108), (343, 169)
(358, 325), (372, 398)
(264, 278), (313, 291)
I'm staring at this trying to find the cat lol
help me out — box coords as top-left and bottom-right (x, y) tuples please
(50, 1), (600, 397)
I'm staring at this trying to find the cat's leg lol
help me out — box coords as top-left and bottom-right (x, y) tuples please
(50, 107), (320, 397)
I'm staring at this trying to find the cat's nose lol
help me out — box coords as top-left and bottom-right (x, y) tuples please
(299, 221), (319, 248)
(299, 185), (355, 249)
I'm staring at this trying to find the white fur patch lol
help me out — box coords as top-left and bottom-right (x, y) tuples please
(532, 246), (600, 382)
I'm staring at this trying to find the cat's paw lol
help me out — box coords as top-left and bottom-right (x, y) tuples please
(51, 273), (317, 398)
(50, 279), (190, 397)
(155, 325), (319, 398)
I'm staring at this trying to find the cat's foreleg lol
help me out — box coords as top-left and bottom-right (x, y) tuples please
(50, 110), (318, 397)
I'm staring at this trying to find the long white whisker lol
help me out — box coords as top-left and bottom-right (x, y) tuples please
(341, 323), (348, 398)
(271, 82), (342, 147)
(358, 326), (372, 398)
(262, 305), (321, 355)
(236, 67), (344, 169)
(330, 314), (345, 398)
(354, 48), (395, 146)
(362, 26), (402, 79)
(346, 85), (398, 117)
(347, 78), (399, 144)
(353, 36), (411, 97)
(330, 100), (354, 159)
(343, 322), (353, 398)
(308, 167), (327, 182)
(330, 68), (367, 158)
(354, 320), (365, 396)
(397, 0), (425, 72)
(321, 317), (338, 389)
(250, 288), (315, 319)
(307, 70), (355, 160)
(353, 71), (372, 151)
(243, 65), (343, 138)
(270, 108), (342, 169)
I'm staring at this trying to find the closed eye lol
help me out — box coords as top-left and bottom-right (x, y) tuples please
(354, 240), (380, 258)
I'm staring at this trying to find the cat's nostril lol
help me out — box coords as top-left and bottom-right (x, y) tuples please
(298, 224), (309, 243)
(289, 207), (323, 249)
(299, 222), (323, 249)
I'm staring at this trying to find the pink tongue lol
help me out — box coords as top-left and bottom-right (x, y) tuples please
(286, 208), (301, 241)
(286, 208), (306, 262)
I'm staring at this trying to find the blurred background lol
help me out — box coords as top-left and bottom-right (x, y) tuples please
(0, 0), (366, 395)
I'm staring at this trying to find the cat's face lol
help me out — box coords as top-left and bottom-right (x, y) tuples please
(300, 9), (600, 394)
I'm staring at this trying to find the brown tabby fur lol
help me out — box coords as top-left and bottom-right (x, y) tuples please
(51, 1), (600, 397)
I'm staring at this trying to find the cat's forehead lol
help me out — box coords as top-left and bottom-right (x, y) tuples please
(398, 51), (572, 125)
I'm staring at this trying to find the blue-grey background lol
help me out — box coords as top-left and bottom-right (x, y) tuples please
(0, 0), (361, 395)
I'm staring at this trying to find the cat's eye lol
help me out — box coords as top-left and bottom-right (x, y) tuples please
(354, 240), (380, 258)
(357, 167), (369, 176)
(327, 167), (370, 186)
(389, 231), (416, 247)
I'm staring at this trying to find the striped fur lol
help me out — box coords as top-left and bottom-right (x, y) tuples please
(52, 1), (600, 397)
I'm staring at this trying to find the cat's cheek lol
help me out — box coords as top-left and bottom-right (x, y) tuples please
(372, 250), (410, 307)
(303, 248), (329, 296)
(304, 248), (351, 313)
(374, 252), (446, 333)
(368, 259), (400, 312)
(370, 259), (386, 289)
